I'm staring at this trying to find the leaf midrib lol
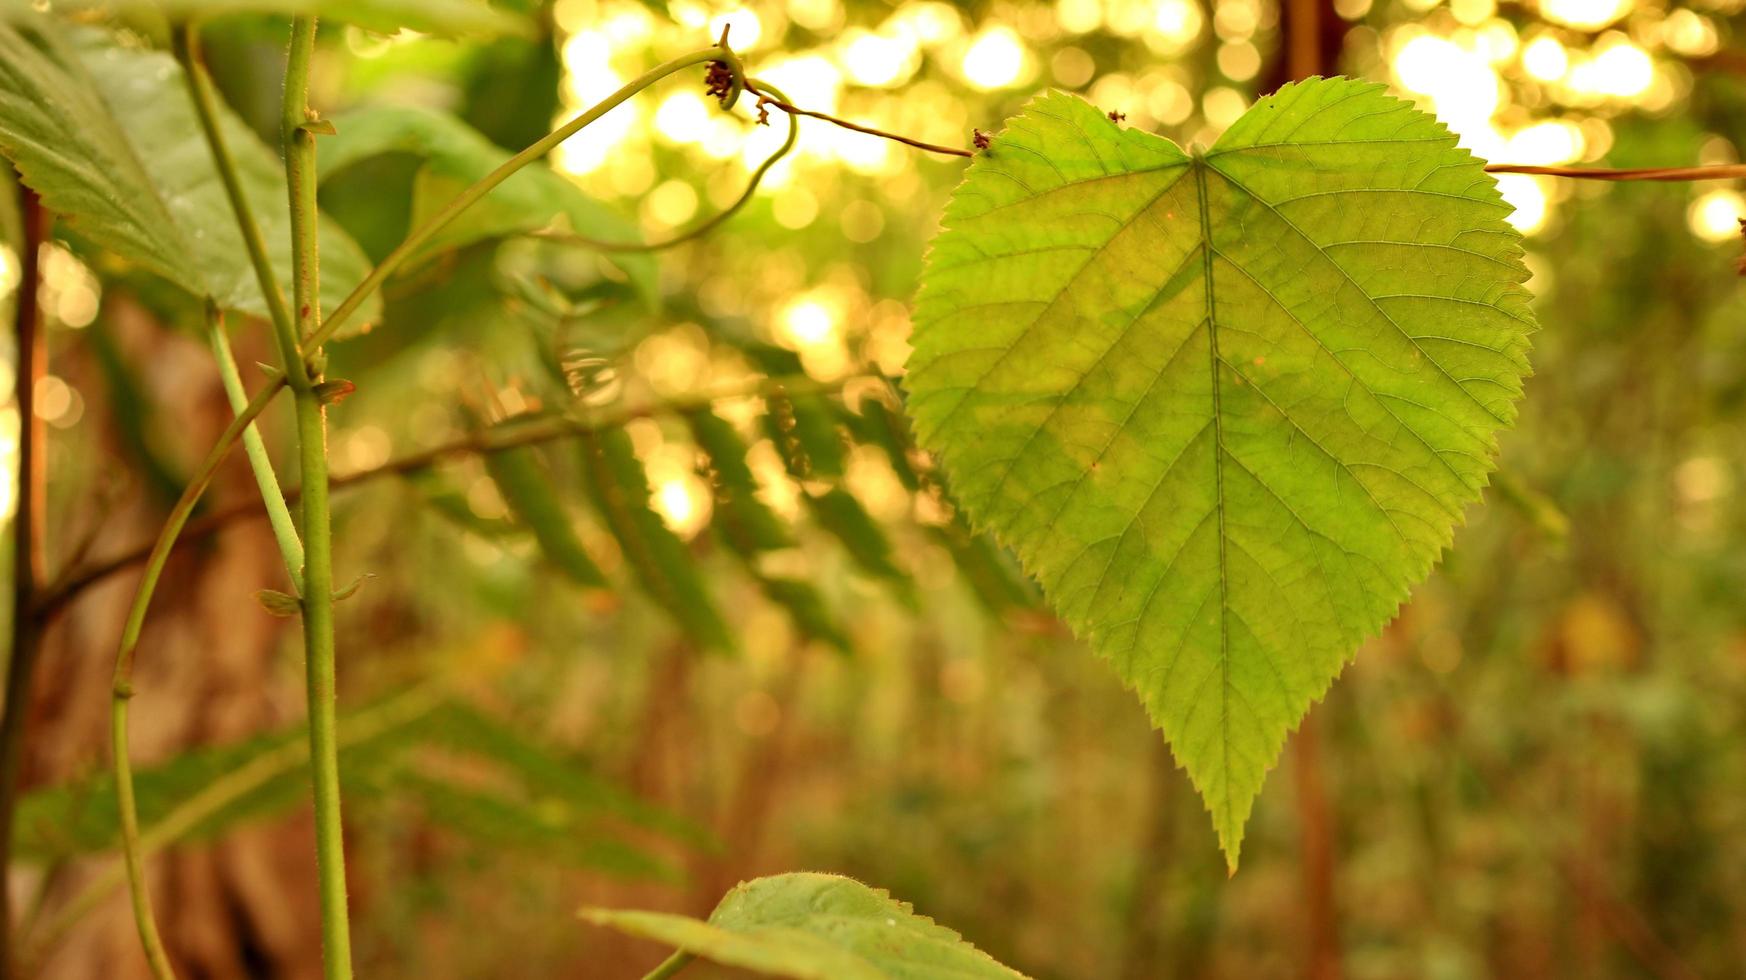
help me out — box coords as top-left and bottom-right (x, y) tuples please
(1191, 154), (1236, 845)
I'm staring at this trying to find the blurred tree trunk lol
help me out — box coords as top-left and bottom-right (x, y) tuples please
(1269, 2), (1347, 979)
(20, 298), (322, 979)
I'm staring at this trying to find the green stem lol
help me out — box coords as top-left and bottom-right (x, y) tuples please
(171, 25), (304, 376)
(111, 377), (287, 980)
(641, 951), (696, 980)
(282, 17), (354, 980)
(306, 43), (736, 350)
(206, 305), (305, 585)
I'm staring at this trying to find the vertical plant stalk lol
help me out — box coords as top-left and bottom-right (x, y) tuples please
(0, 183), (48, 975)
(282, 17), (353, 980)
(207, 305), (304, 585)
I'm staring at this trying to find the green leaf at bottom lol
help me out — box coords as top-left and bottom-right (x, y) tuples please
(582, 872), (1028, 980)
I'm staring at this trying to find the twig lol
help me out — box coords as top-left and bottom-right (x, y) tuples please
(35, 375), (859, 618)
(535, 77), (799, 253)
(110, 377), (287, 980)
(744, 80), (973, 158)
(1485, 163), (1746, 181)
(730, 89), (1746, 181)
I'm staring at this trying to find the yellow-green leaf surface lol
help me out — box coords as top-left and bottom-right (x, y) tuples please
(582, 873), (1028, 980)
(905, 78), (1534, 866)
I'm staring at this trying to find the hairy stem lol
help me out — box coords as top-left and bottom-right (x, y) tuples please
(207, 306), (304, 585)
(110, 377), (287, 980)
(282, 16), (354, 980)
(0, 183), (48, 976)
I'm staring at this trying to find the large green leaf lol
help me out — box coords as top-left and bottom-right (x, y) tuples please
(905, 79), (1535, 866)
(317, 103), (657, 306)
(483, 443), (607, 588)
(0, 20), (380, 327)
(582, 872), (1029, 980)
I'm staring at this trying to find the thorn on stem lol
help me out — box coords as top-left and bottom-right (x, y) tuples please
(314, 379), (356, 406)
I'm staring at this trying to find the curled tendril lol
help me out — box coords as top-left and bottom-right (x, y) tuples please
(533, 74), (800, 254)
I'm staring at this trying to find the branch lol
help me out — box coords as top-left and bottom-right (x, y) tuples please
(1484, 162), (1746, 181)
(746, 89), (1746, 181)
(36, 375), (860, 618)
(109, 376), (286, 980)
(745, 80), (973, 158)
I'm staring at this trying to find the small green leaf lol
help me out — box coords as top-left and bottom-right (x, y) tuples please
(687, 408), (795, 557)
(805, 488), (912, 600)
(929, 524), (1036, 616)
(0, 20), (380, 328)
(582, 872), (1030, 980)
(313, 379), (356, 405)
(317, 104), (656, 307)
(578, 427), (734, 653)
(842, 395), (1034, 616)
(332, 572), (375, 602)
(483, 444), (606, 588)
(687, 409), (850, 651)
(394, 774), (679, 880)
(422, 702), (710, 847)
(254, 588), (301, 617)
(753, 575), (850, 654)
(906, 80), (1534, 866)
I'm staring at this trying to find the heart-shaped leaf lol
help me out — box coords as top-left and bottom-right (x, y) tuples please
(582, 872), (1028, 980)
(905, 78), (1534, 866)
